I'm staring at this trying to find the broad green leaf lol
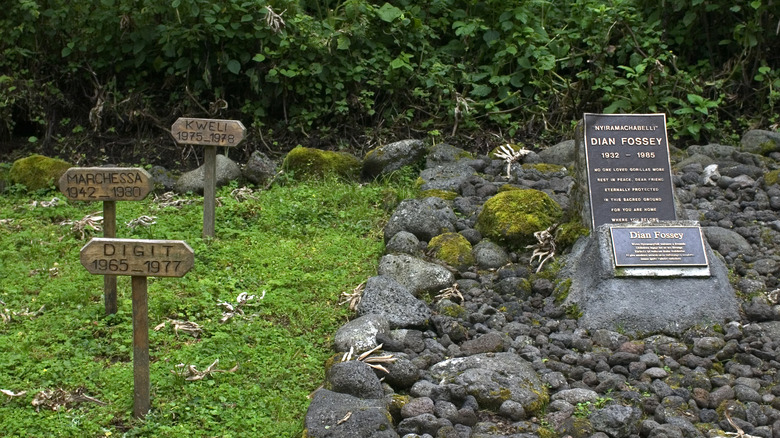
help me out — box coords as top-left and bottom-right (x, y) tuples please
(390, 58), (408, 69)
(252, 54), (266, 62)
(377, 3), (403, 22)
(470, 84), (492, 97)
(227, 59), (241, 75)
(337, 35), (351, 50)
(483, 29), (500, 44)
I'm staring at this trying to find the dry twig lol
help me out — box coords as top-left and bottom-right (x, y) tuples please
(126, 215), (157, 229)
(721, 405), (760, 438)
(339, 282), (365, 311)
(1, 389), (27, 398)
(31, 388), (106, 411)
(527, 224), (558, 273)
(265, 6), (286, 33)
(494, 144), (531, 179)
(60, 212), (103, 239)
(231, 187), (258, 202)
(153, 192), (193, 209)
(341, 344), (396, 374)
(173, 359), (239, 381)
(218, 291), (265, 323)
(436, 283), (464, 304)
(30, 198), (61, 208)
(154, 318), (203, 338)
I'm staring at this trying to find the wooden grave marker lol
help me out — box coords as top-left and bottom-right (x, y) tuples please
(80, 238), (194, 418)
(59, 167), (154, 314)
(171, 117), (246, 238)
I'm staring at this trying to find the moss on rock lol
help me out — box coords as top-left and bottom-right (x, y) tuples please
(764, 169), (780, 187)
(281, 146), (361, 180)
(9, 154), (72, 191)
(556, 220), (590, 249)
(522, 162), (565, 173)
(428, 232), (474, 269)
(475, 189), (563, 249)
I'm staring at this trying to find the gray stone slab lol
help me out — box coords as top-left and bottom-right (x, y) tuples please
(562, 222), (739, 335)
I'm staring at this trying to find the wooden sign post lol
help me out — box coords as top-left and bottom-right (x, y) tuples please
(80, 238), (194, 418)
(171, 117), (246, 238)
(59, 168), (154, 315)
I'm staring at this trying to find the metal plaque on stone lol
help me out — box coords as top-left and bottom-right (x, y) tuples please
(583, 113), (677, 229)
(611, 226), (708, 268)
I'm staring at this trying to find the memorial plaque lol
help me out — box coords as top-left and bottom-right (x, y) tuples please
(171, 117), (246, 147)
(80, 238), (194, 278)
(611, 226), (708, 267)
(59, 167), (154, 201)
(583, 113), (676, 229)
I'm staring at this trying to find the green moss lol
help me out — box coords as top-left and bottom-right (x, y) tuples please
(428, 232), (474, 269)
(387, 394), (411, 421)
(759, 140), (779, 156)
(323, 352), (343, 376)
(519, 278), (532, 295)
(765, 169), (780, 187)
(475, 189), (563, 249)
(418, 189), (458, 200)
(565, 303), (583, 319)
(498, 184), (522, 193)
(553, 278), (572, 305)
(438, 299), (467, 319)
(556, 220), (590, 249)
(9, 154), (72, 191)
(281, 146), (361, 180)
(524, 383), (550, 416)
(522, 163), (565, 173)
(562, 417), (595, 438)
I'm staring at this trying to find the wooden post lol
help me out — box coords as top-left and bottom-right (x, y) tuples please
(80, 238), (194, 418)
(170, 117), (246, 239)
(59, 167), (154, 316)
(103, 200), (118, 314)
(131, 275), (150, 418)
(203, 146), (217, 238)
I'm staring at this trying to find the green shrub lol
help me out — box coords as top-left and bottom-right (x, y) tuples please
(1, 0), (776, 151)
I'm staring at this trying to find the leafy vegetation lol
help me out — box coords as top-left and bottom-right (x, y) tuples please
(1, 0), (777, 164)
(0, 172), (416, 437)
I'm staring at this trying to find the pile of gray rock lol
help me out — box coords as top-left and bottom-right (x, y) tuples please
(303, 130), (780, 438)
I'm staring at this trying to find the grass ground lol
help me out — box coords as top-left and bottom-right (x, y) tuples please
(0, 172), (415, 437)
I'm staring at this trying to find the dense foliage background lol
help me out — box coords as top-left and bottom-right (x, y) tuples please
(1, 0), (778, 166)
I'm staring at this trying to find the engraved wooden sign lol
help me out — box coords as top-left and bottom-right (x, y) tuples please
(59, 167), (154, 201)
(171, 117), (246, 147)
(80, 238), (194, 278)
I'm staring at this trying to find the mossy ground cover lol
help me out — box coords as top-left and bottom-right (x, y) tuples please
(0, 174), (414, 437)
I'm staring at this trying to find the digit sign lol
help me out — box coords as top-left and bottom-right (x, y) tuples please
(80, 238), (194, 278)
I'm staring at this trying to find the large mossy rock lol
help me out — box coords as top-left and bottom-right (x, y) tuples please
(9, 154), (72, 191)
(475, 188), (563, 249)
(427, 232), (474, 270)
(282, 146), (361, 180)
